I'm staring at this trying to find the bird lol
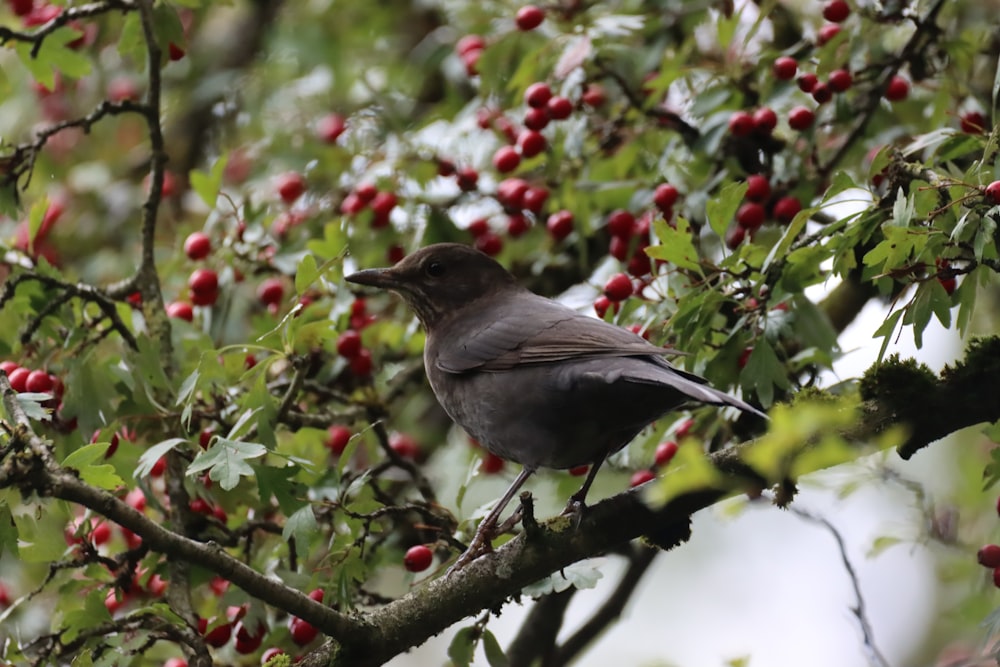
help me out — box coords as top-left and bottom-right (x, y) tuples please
(346, 243), (765, 568)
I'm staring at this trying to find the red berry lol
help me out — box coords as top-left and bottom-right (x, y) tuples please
(354, 182), (378, 203)
(517, 130), (546, 158)
(234, 621), (266, 655)
(0, 361), (19, 376)
(728, 110), (753, 137)
(984, 180), (1000, 205)
(827, 68), (852, 92)
(738, 346), (753, 369)
(480, 452), (505, 474)
(608, 235), (630, 261)
(593, 295), (619, 318)
(7, 0), (34, 17)
(817, 23), (841, 45)
(745, 175), (771, 202)
(289, 618), (319, 646)
(581, 84), (607, 107)
(370, 191), (398, 217)
(326, 425), (352, 455)
(773, 195), (803, 223)
(340, 192), (365, 215)
(257, 278), (284, 307)
(811, 82), (832, 104)
(607, 209), (636, 238)
(497, 178), (530, 209)
(521, 186), (549, 213)
(547, 95), (573, 120)
(456, 34), (486, 56)
(25, 369), (54, 393)
(468, 218), (491, 237)
(404, 545), (433, 572)
(308, 588), (325, 602)
(884, 75), (909, 101)
(524, 106), (550, 130)
(674, 418), (695, 439)
(797, 72), (818, 93)
(183, 232), (211, 260)
(654, 441), (679, 467)
(389, 432), (420, 459)
(569, 465), (590, 476)
(316, 113), (346, 143)
(493, 146), (521, 173)
(275, 171), (306, 204)
(524, 82), (552, 108)
(653, 184), (679, 213)
(773, 56), (797, 80)
(604, 273), (633, 302)
(337, 329), (361, 359)
(546, 210), (574, 240)
(349, 348), (373, 377)
(507, 213), (530, 237)
(202, 618), (232, 647)
(515, 5), (544, 31)
(993, 567), (1000, 589)
(788, 106), (815, 131)
(7, 367), (30, 392)
(457, 167), (479, 191)
(474, 232), (503, 257)
(188, 268), (218, 299)
(822, 0), (850, 22)
(960, 111), (986, 134)
(725, 225), (746, 250)
(736, 202), (766, 230)
(752, 107), (777, 134)
(629, 469), (656, 487)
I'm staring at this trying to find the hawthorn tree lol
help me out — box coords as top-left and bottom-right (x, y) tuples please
(1, 0), (1000, 666)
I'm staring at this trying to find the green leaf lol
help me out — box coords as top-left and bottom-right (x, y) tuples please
(13, 507), (67, 562)
(872, 309), (904, 364)
(482, 630), (510, 667)
(647, 217), (703, 273)
(117, 12), (145, 65)
(294, 253), (320, 295)
(738, 339), (788, 407)
(62, 443), (125, 490)
(62, 590), (112, 642)
(15, 392), (51, 421)
(189, 154), (228, 209)
(282, 504), (318, 543)
(447, 627), (476, 667)
(188, 438), (267, 490)
(706, 181), (748, 240)
(646, 442), (727, 508)
(135, 438), (187, 478)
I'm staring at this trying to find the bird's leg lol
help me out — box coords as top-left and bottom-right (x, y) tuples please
(449, 467), (534, 573)
(562, 456), (607, 523)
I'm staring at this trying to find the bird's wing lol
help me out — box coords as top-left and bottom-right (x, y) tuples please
(435, 292), (682, 372)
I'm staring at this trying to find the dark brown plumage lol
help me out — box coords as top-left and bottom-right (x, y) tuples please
(346, 243), (764, 567)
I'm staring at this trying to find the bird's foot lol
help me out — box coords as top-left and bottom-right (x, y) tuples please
(561, 497), (587, 527)
(446, 520), (498, 574)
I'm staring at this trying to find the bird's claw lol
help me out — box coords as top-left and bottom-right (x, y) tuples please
(561, 497), (587, 527)
(446, 529), (494, 574)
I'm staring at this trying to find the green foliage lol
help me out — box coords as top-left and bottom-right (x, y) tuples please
(0, 0), (998, 664)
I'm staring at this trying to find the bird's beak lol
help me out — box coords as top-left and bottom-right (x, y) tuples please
(345, 267), (398, 289)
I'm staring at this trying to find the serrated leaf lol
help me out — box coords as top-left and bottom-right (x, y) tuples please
(482, 630), (509, 667)
(62, 590), (112, 642)
(135, 438), (187, 478)
(282, 504), (318, 543)
(647, 217), (702, 273)
(188, 438), (266, 490)
(15, 392), (51, 421)
(62, 443), (124, 489)
(706, 181), (748, 240)
(447, 627), (476, 667)
(738, 338), (788, 407)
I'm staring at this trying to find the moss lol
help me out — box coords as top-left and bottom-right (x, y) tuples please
(858, 354), (937, 410)
(941, 336), (1000, 386)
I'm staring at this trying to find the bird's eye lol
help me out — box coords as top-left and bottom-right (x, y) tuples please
(425, 261), (446, 278)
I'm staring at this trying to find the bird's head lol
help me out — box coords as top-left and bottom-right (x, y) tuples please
(345, 243), (518, 328)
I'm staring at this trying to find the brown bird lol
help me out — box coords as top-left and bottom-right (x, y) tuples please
(346, 243), (764, 567)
